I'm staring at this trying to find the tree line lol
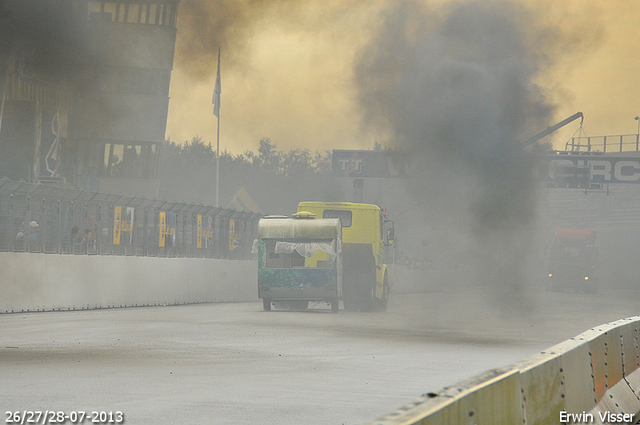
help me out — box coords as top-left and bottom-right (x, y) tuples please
(158, 137), (344, 214)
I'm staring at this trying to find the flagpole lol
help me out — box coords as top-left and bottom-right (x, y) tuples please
(214, 47), (221, 208)
(215, 102), (220, 207)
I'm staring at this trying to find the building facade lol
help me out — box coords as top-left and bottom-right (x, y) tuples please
(0, 0), (178, 197)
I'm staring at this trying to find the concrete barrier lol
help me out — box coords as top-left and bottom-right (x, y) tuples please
(367, 316), (640, 425)
(0, 252), (258, 313)
(589, 320), (640, 422)
(518, 350), (566, 424)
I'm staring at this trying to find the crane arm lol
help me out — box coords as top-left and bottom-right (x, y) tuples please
(523, 112), (584, 146)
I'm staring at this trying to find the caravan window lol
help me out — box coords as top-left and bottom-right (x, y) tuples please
(264, 240), (305, 268)
(263, 239), (336, 269)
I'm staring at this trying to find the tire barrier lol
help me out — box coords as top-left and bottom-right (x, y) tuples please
(0, 252), (258, 313)
(367, 317), (640, 425)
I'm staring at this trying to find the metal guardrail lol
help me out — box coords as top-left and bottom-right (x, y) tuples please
(567, 134), (640, 153)
(0, 178), (260, 259)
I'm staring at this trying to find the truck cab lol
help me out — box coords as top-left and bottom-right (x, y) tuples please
(297, 202), (393, 311)
(546, 227), (598, 294)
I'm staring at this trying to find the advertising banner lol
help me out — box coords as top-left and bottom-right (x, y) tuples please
(229, 219), (238, 251)
(113, 206), (122, 245)
(197, 215), (213, 249)
(331, 149), (409, 178)
(197, 215), (202, 249)
(159, 211), (175, 248)
(541, 154), (640, 185)
(122, 207), (134, 244)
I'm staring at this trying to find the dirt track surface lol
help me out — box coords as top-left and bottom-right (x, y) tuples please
(2, 285), (640, 425)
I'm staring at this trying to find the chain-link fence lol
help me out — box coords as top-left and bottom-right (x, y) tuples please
(0, 178), (260, 259)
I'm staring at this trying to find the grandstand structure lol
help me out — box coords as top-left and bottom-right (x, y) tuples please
(0, 0), (178, 197)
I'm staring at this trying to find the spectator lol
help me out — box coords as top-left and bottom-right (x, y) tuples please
(83, 228), (93, 253)
(86, 218), (97, 253)
(15, 225), (25, 251)
(28, 221), (39, 251)
(70, 226), (80, 253)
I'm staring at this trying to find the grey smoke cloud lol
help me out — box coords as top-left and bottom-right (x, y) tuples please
(353, 0), (562, 307)
(168, 0), (623, 158)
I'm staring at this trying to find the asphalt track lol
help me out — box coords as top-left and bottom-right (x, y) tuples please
(2, 284), (640, 425)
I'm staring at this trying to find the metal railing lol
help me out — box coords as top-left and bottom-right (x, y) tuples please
(0, 178), (260, 259)
(566, 134), (640, 153)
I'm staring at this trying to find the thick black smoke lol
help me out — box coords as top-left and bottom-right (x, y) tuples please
(0, 1), (91, 84)
(354, 0), (561, 309)
(175, 0), (295, 80)
(0, 1), (136, 136)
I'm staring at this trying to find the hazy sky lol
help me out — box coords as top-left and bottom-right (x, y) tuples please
(165, 0), (640, 154)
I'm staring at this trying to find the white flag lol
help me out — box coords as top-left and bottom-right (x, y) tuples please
(213, 48), (221, 117)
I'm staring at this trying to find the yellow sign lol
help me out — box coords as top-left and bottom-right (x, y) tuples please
(159, 211), (175, 248)
(122, 211), (133, 233)
(197, 214), (213, 249)
(228, 187), (262, 213)
(159, 211), (166, 247)
(113, 206), (121, 245)
(197, 215), (202, 249)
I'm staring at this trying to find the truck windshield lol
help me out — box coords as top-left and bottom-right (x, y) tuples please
(322, 210), (352, 227)
(550, 240), (596, 263)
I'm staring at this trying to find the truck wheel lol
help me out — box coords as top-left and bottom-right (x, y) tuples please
(342, 268), (357, 311)
(342, 278), (356, 311)
(344, 260), (376, 312)
(343, 266), (367, 311)
(262, 299), (271, 311)
(362, 280), (376, 312)
(331, 299), (339, 313)
(374, 278), (389, 312)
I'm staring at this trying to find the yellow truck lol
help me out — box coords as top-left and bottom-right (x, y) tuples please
(297, 202), (394, 311)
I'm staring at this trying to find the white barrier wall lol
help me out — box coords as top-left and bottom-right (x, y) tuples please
(367, 317), (640, 425)
(0, 253), (258, 313)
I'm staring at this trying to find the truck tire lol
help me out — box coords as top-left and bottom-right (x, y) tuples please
(360, 282), (375, 312)
(263, 299), (272, 311)
(343, 265), (370, 311)
(343, 274), (364, 311)
(374, 277), (389, 312)
(352, 262), (376, 312)
(331, 299), (339, 313)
